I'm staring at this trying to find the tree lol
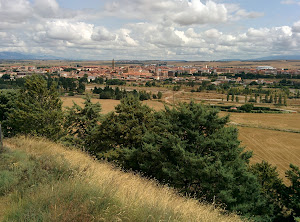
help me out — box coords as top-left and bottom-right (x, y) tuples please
(157, 91), (162, 99)
(250, 161), (286, 221)
(227, 93), (230, 101)
(285, 164), (300, 219)
(88, 96), (155, 156)
(109, 102), (269, 218)
(240, 103), (254, 112)
(5, 75), (64, 140)
(63, 94), (102, 148)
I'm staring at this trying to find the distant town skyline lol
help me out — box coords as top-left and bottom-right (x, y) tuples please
(0, 0), (300, 60)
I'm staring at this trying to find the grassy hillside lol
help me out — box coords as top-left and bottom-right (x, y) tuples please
(0, 137), (241, 222)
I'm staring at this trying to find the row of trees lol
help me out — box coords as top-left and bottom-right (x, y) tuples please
(0, 75), (299, 221)
(92, 86), (162, 101)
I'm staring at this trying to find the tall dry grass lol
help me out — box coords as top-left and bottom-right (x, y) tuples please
(3, 136), (242, 222)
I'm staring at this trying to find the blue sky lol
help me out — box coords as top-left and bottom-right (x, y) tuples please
(1, 0), (300, 60)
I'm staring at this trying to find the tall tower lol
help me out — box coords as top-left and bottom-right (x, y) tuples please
(112, 58), (115, 70)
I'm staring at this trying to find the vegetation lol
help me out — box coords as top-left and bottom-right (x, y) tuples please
(92, 86), (155, 101)
(1, 74), (300, 221)
(3, 75), (64, 140)
(0, 137), (241, 222)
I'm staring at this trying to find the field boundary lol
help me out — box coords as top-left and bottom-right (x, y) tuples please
(229, 122), (300, 134)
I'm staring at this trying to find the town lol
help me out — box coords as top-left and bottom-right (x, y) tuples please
(1, 60), (300, 86)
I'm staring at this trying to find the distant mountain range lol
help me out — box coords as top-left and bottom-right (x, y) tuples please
(0, 51), (64, 60)
(1, 51), (300, 61)
(218, 55), (300, 62)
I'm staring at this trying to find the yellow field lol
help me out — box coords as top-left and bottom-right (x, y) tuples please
(61, 95), (300, 181)
(61, 96), (165, 113)
(239, 127), (300, 180)
(224, 112), (300, 131)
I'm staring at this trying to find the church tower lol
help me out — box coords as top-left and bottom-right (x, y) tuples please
(112, 58), (115, 70)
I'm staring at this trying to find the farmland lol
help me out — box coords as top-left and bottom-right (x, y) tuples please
(62, 92), (300, 182)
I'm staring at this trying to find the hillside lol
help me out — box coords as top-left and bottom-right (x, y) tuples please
(0, 137), (241, 222)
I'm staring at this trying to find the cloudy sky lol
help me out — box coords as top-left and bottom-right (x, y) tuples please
(1, 0), (300, 60)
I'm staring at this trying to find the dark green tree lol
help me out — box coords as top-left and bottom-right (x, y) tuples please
(113, 102), (268, 219)
(250, 161), (286, 221)
(5, 75), (64, 140)
(63, 94), (102, 148)
(88, 96), (155, 156)
(285, 164), (300, 219)
(157, 91), (162, 99)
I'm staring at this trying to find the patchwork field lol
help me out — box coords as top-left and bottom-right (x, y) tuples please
(223, 112), (300, 131)
(61, 96), (165, 113)
(61, 96), (300, 181)
(238, 127), (300, 180)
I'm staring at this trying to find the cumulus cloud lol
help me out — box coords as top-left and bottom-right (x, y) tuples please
(0, 0), (299, 60)
(104, 0), (261, 26)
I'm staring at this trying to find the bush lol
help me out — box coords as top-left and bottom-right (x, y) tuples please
(240, 103), (254, 112)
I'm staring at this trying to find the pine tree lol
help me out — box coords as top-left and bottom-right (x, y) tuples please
(227, 93), (230, 101)
(63, 94), (102, 148)
(89, 96), (155, 156)
(279, 94), (282, 105)
(269, 95), (273, 104)
(114, 102), (268, 218)
(259, 95), (262, 103)
(5, 75), (64, 140)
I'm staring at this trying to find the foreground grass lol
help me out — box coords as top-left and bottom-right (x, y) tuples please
(1, 137), (242, 222)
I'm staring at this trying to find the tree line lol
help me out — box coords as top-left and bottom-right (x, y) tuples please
(0, 75), (299, 221)
(92, 86), (162, 101)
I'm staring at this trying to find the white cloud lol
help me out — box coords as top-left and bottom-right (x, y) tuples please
(280, 0), (300, 6)
(293, 20), (300, 32)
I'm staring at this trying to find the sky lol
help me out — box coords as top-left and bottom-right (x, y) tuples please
(0, 0), (300, 60)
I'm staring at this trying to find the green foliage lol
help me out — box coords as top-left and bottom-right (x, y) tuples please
(240, 103), (254, 112)
(157, 91), (163, 99)
(88, 96), (155, 156)
(250, 161), (286, 220)
(94, 101), (272, 219)
(285, 164), (300, 218)
(93, 86), (151, 101)
(105, 79), (126, 85)
(4, 75), (64, 140)
(63, 94), (102, 148)
(0, 90), (17, 124)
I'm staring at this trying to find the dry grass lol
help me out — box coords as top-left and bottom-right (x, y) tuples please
(238, 127), (300, 181)
(61, 97), (165, 113)
(225, 112), (300, 131)
(3, 137), (242, 222)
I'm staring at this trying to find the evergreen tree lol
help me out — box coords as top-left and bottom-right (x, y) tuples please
(279, 94), (282, 105)
(284, 95), (287, 106)
(250, 161), (286, 221)
(269, 95), (273, 104)
(285, 164), (300, 219)
(259, 95), (262, 103)
(157, 91), (163, 99)
(63, 94), (102, 148)
(113, 102), (269, 218)
(235, 96), (239, 103)
(231, 94), (234, 101)
(88, 96), (155, 156)
(227, 93), (230, 101)
(5, 75), (64, 140)
(265, 95), (268, 103)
